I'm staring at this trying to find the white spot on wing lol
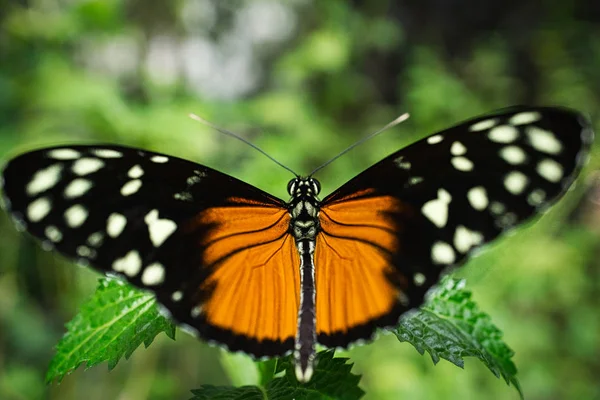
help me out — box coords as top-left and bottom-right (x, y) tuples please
(394, 156), (411, 170)
(92, 149), (123, 158)
(112, 250), (142, 277)
(64, 204), (88, 228)
(470, 118), (497, 132)
(121, 179), (142, 196)
(427, 135), (443, 144)
(537, 159), (564, 182)
(87, 232), (104, 247)
(45, 225), (62, 242)
(64, 178), (93, 198)
(431, 241), (456, 264)
(421, 189), (452, 228)
(141, 262), (166, 285)
(72, 158), (105, 176)
(107, 213), (127, 238)
(47, 148), (81, 160)
(504, 171), (529, 195)
(488, 125), (519, 143)
(527, 126), (562, 154)
(172, 291), (183, 302)
(128, 165), (144, 179)
(151, 155), (169, 163)
(450, 141), (467, 156)
(454, 225), (484, 253)
(451, 156), (474, 171)
(467, 186), (488, 210)
(26, 164), (63, 196)
(509, 111), (541, 125)
(27, 197), (52, 222)
(144, 209), (177, 247)
(527, 189), (546, 206)
(413, 273), (426, 286)
(500, 146), (527, 165)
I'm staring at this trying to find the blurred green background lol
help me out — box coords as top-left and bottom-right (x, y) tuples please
(1, 0), (599, 399)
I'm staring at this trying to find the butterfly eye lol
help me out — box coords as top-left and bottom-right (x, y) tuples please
(287, 179), (298, 195)
(310, 179), (321, 195)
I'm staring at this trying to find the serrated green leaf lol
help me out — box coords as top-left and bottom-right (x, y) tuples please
(190, 350), (364, 400)
(46, 278), (175, 383)
(394, 277), (523, 399)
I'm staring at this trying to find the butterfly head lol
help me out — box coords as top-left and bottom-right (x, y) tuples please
(287, 177), (321, 198)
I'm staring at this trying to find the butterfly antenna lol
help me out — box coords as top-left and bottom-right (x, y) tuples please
(309, 112), (410, 176)
(189, 113), (298, 177)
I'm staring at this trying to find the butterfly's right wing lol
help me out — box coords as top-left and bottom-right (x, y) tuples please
(316, 106), (592, 348)
(1, 145), (299, 357)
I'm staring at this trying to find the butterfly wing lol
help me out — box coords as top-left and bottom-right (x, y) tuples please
(1, 145), (299, 357)
(316, 106), (593, 347)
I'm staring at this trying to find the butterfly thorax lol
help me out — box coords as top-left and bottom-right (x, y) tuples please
(287, 177), (321, 242)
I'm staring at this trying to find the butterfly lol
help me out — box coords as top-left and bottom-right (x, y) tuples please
(0, 106), (593, 382)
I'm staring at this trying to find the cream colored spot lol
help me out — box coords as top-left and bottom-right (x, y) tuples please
(427, 135), (443, 144)
(26, 164), (62, 196)
(64, 178), (93, 198)
(141, 263), (166, 286)
(92, 149), (123, 158)
(87, 232), (104, 247)
(527, 126), (562, 154)
(488, 125), (519, 143)
(190, 305), (202, 317)
(76, 245), (94, 258)
(72, 158), (104, 176)
(470, 118), (497, 132)
(504, 171), (529, 195)
(500, 146), (527, 165)
(394, 156), (411, 170)
(151, 155), (169, 163)
(128, 165), (144, 179)
(527, 189), (546, 206)
(121, 179), (142, 196)
(413, 273), (426, 286)
(451, 156), (474, 171)
(490, 201), (506, 215)
(467, 186), (488, 211)
(509, 111), (541, 125)
(64, 204), (88, 228)
(421, 189), (452, 228)
(107, 213), (127, 238)
(27, 197), (51, 222)
(144, 209), (177, 247)
(537, 159), (564, 182)
(451, 141), (467, 156)
(47, 148), (81, 160)
(454, 225), (484, 253)
(112, 250), (142, 277)
(172, 291), (184, 302)
(431, 241), (456, 264)
(45, 225), (62, 242)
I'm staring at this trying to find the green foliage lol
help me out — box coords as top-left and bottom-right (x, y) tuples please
(46, 276), (520, 398)
(191, 351), (364, 400)
(395, 277), (523, 399)
(46, 278), (175, 383)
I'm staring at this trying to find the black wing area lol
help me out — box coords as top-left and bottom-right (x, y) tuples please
(316, 106), (592, 347)
(1, 145), (299, 357)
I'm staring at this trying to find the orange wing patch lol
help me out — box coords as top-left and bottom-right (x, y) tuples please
(317, 191), (404, 341)
(188, 198), (299, 344)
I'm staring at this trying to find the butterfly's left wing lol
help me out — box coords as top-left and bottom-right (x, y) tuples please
(316, 106), (593, 348)
(1, 145), (300, 357)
